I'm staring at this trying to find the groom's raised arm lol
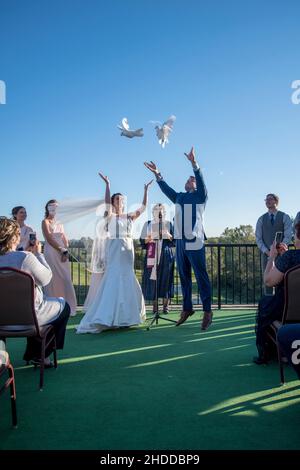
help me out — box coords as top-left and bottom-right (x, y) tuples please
(144, 161), (178, 204)
(156, 176), (178, 204)
(193, 165), (207, 204)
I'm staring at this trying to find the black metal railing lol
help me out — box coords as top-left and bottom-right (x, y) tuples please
(68, 243), (288, 309)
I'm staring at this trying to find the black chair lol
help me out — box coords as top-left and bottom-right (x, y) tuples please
(267, 264), (300, 384)
(0, 267), (57, 390)
(0, 341), (17, 428)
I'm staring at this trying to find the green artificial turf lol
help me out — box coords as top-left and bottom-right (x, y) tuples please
(1, 309), (299, 450)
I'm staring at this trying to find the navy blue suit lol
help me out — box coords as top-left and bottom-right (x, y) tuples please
(157, 167), (212, 312)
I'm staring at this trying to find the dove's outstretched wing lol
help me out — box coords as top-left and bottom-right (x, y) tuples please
(151, 116), (175, 147)
(121, 118), (130, 130)
(150, 120), (162, 126)
(163, 115), (176, 130)
(117, 117), (127, 131)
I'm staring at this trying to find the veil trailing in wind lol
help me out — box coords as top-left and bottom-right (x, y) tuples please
(90, 211), (110, 274)
(56, 198), (109, 274)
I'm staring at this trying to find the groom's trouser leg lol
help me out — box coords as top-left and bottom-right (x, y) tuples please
(176, 239), (193, 311)
(186, 245), (212, 312)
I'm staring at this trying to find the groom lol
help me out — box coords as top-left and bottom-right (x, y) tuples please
(144, 147), (213, 330)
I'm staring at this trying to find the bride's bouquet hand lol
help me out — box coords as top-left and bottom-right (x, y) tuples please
(99, 172), (110, 185)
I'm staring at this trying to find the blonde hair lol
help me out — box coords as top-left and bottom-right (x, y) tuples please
(0, 217), (20, 255)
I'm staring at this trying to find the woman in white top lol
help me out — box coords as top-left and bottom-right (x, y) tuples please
(0, 217), (70, 366)
(42, 199), (77, 316)
(11, 206), (34, 251)
(77, 173), (152, 333)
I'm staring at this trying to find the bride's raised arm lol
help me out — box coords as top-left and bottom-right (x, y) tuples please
(99, 172), (111, 217)
(129, 179), (153, 221)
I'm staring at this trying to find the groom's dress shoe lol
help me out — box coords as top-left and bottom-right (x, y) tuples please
(201, 311), (213, 331)
(176, 310), (195, 326)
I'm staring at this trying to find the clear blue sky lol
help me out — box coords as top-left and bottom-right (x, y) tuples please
(1, 0), (300, 239)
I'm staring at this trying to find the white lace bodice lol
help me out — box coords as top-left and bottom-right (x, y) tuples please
(108, 215), (133, 239)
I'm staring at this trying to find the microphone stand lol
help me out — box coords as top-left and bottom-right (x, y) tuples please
(147, 211), (177, 330)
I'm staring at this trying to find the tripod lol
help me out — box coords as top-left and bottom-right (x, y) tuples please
(147, 210), (177, 330)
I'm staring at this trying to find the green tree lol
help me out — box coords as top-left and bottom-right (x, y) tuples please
(219, 225), (255, 244)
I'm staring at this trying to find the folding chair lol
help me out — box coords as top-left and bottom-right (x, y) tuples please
(267, 264), (300, 384)
(0, 267), (57, 390)
(0, 340), (17, 427)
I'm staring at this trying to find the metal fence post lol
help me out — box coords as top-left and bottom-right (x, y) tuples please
(217, 244), (221, 310)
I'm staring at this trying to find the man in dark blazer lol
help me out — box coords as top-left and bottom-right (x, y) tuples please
(144, 147), (213, 330)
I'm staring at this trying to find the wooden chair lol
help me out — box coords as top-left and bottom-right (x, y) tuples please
(268, 264), (300, 384)
(0, 267), (57, 390)
(0, 340), (17, 428)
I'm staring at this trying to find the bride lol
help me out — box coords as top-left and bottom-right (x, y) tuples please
(77, 172), (153, 333)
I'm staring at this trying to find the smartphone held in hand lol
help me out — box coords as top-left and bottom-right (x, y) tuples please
(274, 231), (283, 248)
(29, 232), (37, 246)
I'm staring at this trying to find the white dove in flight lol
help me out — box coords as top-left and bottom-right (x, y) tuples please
(151, 115), (176, 148)
(117, 118), (144, 138)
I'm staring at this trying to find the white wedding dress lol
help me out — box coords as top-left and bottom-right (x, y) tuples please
(77, 215), (146, 333)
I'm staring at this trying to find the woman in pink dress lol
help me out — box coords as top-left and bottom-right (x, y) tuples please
(42, 199), (77, 316)
(11, 206), (35, 251)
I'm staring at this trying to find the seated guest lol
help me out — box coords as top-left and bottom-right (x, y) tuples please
(0, 217), (70, 367)
(11, 206), (35, 251)
(140, 204), (175, 314)
(254, 222), (300, 364)
(277, 324), (300, 379)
